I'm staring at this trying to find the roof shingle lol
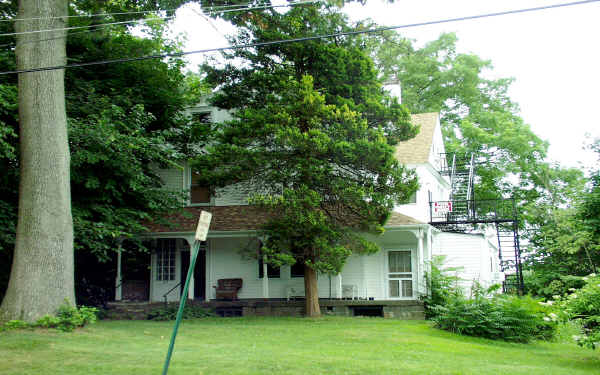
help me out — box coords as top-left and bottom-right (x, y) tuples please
(394, 112), (439, 165)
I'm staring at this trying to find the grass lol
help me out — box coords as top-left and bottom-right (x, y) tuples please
(1, 317), (599, 375)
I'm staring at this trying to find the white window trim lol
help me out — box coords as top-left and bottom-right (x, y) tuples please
(385, 248), (417, 300)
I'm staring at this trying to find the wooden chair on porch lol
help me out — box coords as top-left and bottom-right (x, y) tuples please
(214, 278), (243, 300)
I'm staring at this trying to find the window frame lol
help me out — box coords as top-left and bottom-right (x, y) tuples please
(156, 239), (176, 282)
(386, 249), (416, 299)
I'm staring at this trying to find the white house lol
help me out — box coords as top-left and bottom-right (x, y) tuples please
(114, 109), (504, 307)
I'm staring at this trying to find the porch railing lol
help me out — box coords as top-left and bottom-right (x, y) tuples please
(429, 198), (517, 224)
(162, 282), (183, 306)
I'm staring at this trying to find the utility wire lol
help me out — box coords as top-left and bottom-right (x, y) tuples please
(1, 0), (320, 23)
(0, 15), (176, 37)
(0, 0), (317, 48)
(1, 0), (598, 76)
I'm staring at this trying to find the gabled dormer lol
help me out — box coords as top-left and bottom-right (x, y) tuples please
(394, 113), (451, 223)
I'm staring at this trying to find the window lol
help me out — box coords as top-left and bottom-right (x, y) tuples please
(156, 239), (176, 281)
(408, 192), (417, 204)
(190, 171), (211, 204)
(388, 251), (413, 298)
(192, 111), (211, 124)
(258, 257), (280, 278)
(291, 262), (304, 278)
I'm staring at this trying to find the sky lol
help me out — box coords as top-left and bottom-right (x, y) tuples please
(170, 0), (600, 171)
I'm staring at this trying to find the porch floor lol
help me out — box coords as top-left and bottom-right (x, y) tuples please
(106, 299), (424, 320)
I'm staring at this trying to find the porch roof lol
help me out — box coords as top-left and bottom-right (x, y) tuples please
(145, 207), (424, 233)
(144, 205), (270, 233)
(385, 212), (424, 226)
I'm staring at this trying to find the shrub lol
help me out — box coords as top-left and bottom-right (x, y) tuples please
(432, 286), (558, 343)
(560, 274), (600, 349)
(421, 255), (463, 318)
(1, 319), (31, 331)
(1, 301), (98, 332)
(147, 304), (214, 321)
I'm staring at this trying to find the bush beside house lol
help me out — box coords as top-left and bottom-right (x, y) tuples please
(424, 256), (558, 343)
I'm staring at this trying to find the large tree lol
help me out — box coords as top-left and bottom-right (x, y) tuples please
(364, 31), (585, 231)
(0, 0), (195, 319)
(195, 4), (418, 316)
(0, 0), (74, 322)
(524, 140), (600, 297)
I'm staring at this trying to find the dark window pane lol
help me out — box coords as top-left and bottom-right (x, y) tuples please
(190, 172), (211, 204)
(258, 257), (280, 278)
(291, 262), (304, 278)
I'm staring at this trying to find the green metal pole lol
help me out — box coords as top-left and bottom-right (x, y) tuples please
(162, 240), (200, 375)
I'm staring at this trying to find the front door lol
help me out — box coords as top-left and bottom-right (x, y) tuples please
(387, 250), (414, 298)
(179, 245), (206, 300)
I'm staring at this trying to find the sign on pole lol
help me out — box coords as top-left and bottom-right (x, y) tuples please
(163, 211), (212, 375)
(434, 201), (453, 214)
(195, 210), (212, 241)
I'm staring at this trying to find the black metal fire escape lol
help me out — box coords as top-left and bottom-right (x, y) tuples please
(429, 153), (524, 294)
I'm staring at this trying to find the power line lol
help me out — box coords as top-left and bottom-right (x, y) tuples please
(1, 0), (598, 76)
(0, 0), (319, 25)
(0, 0), (318, 47)
(0, 15), (177, 37)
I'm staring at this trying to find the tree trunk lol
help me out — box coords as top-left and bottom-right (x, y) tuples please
(0, 0), (74, 322)
(303, 264), (321, 317)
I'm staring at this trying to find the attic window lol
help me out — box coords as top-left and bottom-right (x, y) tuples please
(190, 171), (211, 204)
(192, 111), (211, 124)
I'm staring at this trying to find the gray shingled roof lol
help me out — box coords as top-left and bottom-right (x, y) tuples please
(394, 113), (439, 165)
(385, 211), (424, 226)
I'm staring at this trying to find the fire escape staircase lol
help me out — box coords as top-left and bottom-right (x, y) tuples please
(429, 153), (524, 293)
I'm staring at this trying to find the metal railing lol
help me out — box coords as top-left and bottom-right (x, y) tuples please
(162, 282), (183, 306)
(429, 198), (517, 224)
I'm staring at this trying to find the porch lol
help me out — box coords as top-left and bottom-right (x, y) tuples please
(106, 299), (425, 320)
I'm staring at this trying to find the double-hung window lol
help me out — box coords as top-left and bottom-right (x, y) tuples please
(156, 239), (176, 281)
(388, 250), (413, 298)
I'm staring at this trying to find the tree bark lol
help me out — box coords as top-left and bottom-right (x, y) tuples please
(0, 0), (74, 322)
(303, 264), (321, 317)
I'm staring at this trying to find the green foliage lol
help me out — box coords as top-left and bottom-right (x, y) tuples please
(524, 140), (600, 298)
(1, 319), (30, 331)
(523, 270), (586, 299)
(432, 289), (558, 343)
(195, 4), (418, 280)
(421, 255), (462, 318)
(364, 30), (585, 239)
(1, 301), (97, 332)
(0, 2), (203, 275)
(147, 304), (214, 321)
(559, 274), (600, 349)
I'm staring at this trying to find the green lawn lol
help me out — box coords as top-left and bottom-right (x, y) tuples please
(1, 317), (598, 375)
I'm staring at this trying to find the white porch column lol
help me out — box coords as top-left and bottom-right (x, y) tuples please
(115, 244), (122, 301)
(417, 228), (425, 295)
(262, 256), (269, 299)
(335, 273), (342, 299)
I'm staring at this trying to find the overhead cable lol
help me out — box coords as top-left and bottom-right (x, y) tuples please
(0, 0), (318, 47)
(0, 0), (319, 25)
(1, 0), (598, 76)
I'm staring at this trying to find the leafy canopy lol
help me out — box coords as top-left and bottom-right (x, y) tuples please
(194, 4), (418, 274)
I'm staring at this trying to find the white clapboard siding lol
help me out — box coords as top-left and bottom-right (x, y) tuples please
(154, 165), (184, 192)
(214, 183), (251, 206)
(434, 232), (489, 292)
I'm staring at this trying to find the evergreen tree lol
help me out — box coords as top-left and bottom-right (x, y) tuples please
(194, 4), (418, 316)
